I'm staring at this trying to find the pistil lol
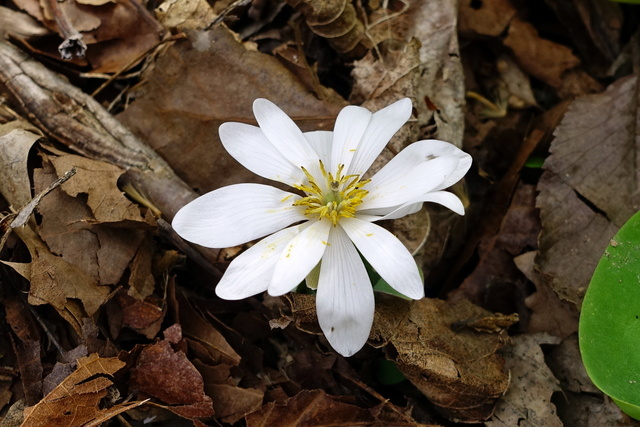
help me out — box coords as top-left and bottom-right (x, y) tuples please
(293, 161), (369, 225)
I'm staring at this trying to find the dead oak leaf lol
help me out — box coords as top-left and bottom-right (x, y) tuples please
(10, 225), (110, 317)
(22, 353), (144, 427)
(49, 154), (147, 225)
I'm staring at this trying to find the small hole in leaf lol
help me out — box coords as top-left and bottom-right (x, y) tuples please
(470, 0), (482, 9)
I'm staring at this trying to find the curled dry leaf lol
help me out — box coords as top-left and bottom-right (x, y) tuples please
(287, 0), (370, 57)
(536, 75), (640, 307)
(0, 120), (42, 210)
(371, 297), (513, 422)
(22, 353), (145, 427)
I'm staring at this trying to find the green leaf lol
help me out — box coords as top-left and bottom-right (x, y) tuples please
(579, 210), (640, 419)
(375, 358), (406, 385)
(524, 155), (545, 169)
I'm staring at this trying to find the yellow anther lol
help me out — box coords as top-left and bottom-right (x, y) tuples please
(292, 161), (369, 225)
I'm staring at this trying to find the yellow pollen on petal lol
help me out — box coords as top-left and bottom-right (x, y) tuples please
(293, 160), (370, 226)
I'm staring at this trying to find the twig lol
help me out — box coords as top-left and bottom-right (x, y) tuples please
(45, 0), (87, 60)
(0, 41), (222, 276)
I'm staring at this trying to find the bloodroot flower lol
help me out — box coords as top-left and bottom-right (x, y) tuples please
(172, 98), (472, 357)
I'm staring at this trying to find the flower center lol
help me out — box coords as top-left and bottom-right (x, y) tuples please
(293, 161), (370, 226)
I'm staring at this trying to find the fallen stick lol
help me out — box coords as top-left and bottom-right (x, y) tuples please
(0, 41), (221, 277)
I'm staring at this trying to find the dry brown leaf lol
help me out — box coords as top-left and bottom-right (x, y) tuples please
(486, 334), (562, 427)
(110, 289), (165, 339)
(452, 183), (540, 315)
(0, 6), (49, 40)
(130, 325), (214, 419)
(22, 353), (144, 427)
(13, 0), (162, 71)
(176, 291), (241, 366)
(5, 297), (42, 406)
(245, 389), (401, 427)
(504, 18), (580, 90)
(49, 154), (148, 225)
(34, 154), (151, 287)
(10, 225), (110, 318)
(515, 251), (578, 338)
(207, 384), (263, 424)
(458, 0), (517, 37)
(118, 25), (345, 195)
(155, 0), (217, 31)
(0, 121), (41, 209)
(372, 297), (512, 422)
(535, 75), (640, 307)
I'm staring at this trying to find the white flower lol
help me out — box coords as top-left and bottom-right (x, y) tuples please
(172, 98), (472, 357)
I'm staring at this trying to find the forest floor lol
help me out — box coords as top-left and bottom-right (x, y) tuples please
(1, 0), (639, 426)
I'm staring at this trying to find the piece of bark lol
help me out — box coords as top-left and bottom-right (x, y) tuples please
(0, 40), (220, 271)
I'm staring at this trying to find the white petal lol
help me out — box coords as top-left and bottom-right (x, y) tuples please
(219, 122), (305, 186)
(340, 218), (424, 300)
(379, 191), (465, 220)
(215, 225), (305, 300)
(172, 183), (306, 248)
(330, 106), (372, 174)
(359, 202), (424, 220)
(316, 226), (374, 357)
(348, 98), (413, 176)
(304, 131), (333, 167)
(253, 99), (320, 170)
(359, 156), (459, 211)
(268, 219), (332, 296)
(397, 139), (472, 191)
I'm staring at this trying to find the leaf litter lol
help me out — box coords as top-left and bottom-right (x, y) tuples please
(0, 0), (639, 426)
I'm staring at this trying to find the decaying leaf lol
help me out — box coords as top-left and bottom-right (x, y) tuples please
(372, 297), (513, 422)
(22, 353), (144, 427)
(12, 0), (163, 71)
(118, 25), (345, 195)
(536, 75), (640, 307)
(287, 0), (370, 57)
(10, 225), (110, 320)
(130, 324), (214, 420)
(515, 251), (578, 338)
(34, 153), (154, 290)
(245, 389), (427, 427)
(486, 334), (563, 427)
(155, 0), (217, 31)
(458, 0), (517, 38)
(4, 297), (42, 406)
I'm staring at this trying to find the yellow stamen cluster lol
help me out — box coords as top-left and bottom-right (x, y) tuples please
(293, 161), (369, 226)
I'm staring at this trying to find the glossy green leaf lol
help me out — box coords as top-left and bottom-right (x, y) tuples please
(579, 210), (640, 419)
